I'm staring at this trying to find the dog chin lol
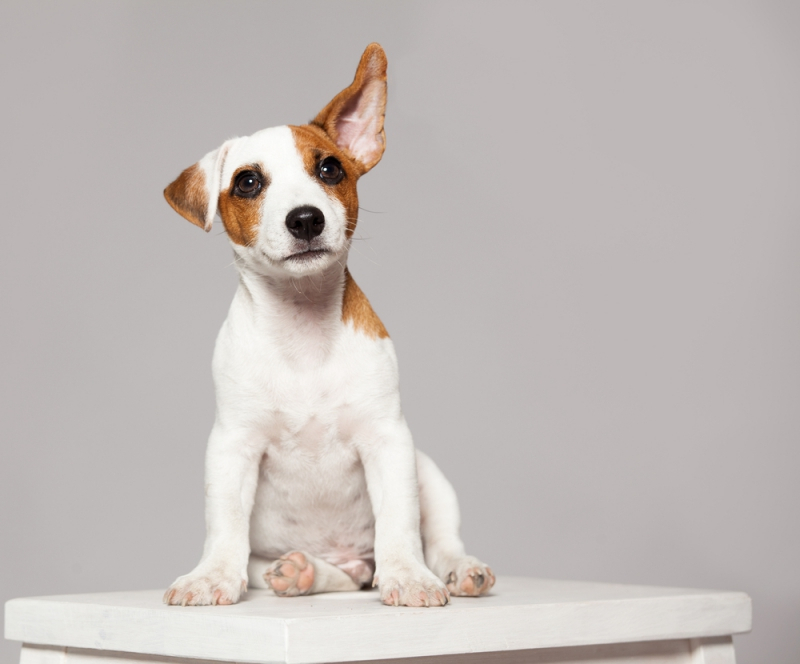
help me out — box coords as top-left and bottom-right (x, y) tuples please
(285, 248), (331, 264)
(249, 246), (340, 277)
(285, 248), (338, 272)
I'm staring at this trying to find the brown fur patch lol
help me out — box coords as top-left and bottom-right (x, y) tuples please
(217, 164), (268, 246)
(290, 124), (361, 238)
(164, 163), (208, 230)
(342, 269), (388, 339)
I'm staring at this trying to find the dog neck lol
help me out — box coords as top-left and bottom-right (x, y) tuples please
(235, 259), (348, 362)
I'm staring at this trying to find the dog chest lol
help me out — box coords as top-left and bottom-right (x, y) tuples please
(214, 306), (400, 431)
(249, 434), (376, 562)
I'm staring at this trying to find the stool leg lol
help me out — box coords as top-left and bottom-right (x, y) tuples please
(21, 643), (227, 663)
(690, 636), (737, 664)
(20, 644), (63, 664)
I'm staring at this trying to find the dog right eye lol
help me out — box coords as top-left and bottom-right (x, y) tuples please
(233, 171), (263, 198)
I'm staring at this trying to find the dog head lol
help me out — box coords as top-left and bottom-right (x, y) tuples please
(164, 44), (387, 278)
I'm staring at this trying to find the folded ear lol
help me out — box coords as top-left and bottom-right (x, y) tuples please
(312, 43), (387, 174)
(164, 141), (232, 232)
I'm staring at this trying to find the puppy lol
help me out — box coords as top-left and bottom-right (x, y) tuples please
(162, 43), (494, 608)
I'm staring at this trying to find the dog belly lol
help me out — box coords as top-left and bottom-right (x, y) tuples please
(249, 450), (376, 565)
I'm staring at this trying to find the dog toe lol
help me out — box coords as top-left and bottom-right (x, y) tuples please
(445, 558), (495, 597)
(264, 551), (315, 596)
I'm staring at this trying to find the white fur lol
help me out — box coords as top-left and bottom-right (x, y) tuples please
(164, 101), (493, 610)
(195, 140), (233, 231)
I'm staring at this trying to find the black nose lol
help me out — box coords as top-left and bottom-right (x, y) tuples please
(285, 206), (325, 241)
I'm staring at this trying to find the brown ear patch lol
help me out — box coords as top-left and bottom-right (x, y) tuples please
(342, 269), (388, 339)
(217, 164), (269, 247)
(164, 164), (208, 230)
(290, 124), (360, 238)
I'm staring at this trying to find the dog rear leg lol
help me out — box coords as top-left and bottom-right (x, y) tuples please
(247, 554), (275, 590)
(249, 552), (364, 596)
(416, 449), (496, 596)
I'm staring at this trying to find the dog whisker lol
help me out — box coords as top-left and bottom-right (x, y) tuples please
(349, 242), (380, 267)
(223, 252), (246, 270)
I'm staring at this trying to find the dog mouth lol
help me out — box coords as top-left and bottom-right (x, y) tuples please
(284, 248), (330, 262)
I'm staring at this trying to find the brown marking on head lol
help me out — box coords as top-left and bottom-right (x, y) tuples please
(311, 43), (387, 175)
(217, 164), (269, 246)
(163, 163), (208, 230)
(342, 269), (389, 339)
(290, 124), (360, 237)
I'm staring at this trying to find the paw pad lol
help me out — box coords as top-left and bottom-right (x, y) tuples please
(445, 563), (495, 597)
(264, 551), (315, 597)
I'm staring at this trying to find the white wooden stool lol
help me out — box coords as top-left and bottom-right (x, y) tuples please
(4, 577), (751, 663)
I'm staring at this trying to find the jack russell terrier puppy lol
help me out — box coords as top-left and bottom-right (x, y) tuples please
(162, 43), (494, 608)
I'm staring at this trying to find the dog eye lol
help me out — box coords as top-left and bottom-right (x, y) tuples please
(233, 171), (263, 197)
(318, 157), (344, 185)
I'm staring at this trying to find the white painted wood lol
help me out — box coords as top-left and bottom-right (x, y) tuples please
(690, 637), (736, 664)
(335, 639), (698, 663)
(5, 577), (751, 664)
(18, 644), (57, 664)
(20, 644), (233, 664)
(20, 640), (701, 664)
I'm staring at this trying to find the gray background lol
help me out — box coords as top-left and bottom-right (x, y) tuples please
(1, 1), (798, 662)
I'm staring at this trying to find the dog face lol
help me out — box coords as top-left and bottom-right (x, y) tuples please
(212, 125), (359, 277)
(164, 44), (387, 278)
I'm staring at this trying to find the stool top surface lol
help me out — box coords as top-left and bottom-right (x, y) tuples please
(4, 576), (751, 664)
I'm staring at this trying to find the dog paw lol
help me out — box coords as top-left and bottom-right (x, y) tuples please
(164, 568), (247, 606)
(264, 551), (315, 597)
(444, 557), (495, 597)
(376, 563), (450, 607)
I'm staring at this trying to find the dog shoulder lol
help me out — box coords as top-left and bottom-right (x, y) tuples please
(341, 269), (388, 340)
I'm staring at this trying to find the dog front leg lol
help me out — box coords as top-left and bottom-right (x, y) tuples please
(164, 423), (262, 606)
(359, 420), (450, 607)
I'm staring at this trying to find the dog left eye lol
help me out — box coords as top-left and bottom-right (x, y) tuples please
(318, 157), (344, 185)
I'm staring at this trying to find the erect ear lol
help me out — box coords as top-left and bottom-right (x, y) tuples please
(312, 43), (387, 174)
(163, 141), (232, 232)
